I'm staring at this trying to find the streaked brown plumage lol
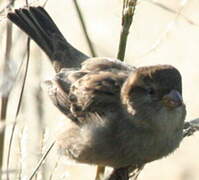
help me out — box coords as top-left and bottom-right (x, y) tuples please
(7, 6), (186, 176)
(47, 59), (186, 169)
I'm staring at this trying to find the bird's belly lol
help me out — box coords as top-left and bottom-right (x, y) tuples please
(105, 131), (183, 168)
(57, 123), (183, 168)
(76, 131), (182, 168)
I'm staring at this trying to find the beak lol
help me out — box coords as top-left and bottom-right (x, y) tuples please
(162, 90), (183, 108)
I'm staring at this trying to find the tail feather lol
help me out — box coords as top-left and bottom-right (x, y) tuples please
(30, 7), (63, 37)
(7, 6), (89, 72)
(9, 8), (53, 56)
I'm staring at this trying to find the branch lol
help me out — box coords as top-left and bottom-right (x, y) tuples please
(117, 0), (138, 61)
(183, 118), (199, 137)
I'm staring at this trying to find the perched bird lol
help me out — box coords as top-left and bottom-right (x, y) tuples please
(7, 6), (186, 178)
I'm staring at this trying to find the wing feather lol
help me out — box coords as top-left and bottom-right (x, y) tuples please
(44, 58), (133, 124)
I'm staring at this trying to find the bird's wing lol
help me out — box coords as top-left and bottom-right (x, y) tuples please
(81, 57), (133, 72)
(44, 58), (132, 124)
(43, 68), (87, 123)
(70, 70), (127, 112)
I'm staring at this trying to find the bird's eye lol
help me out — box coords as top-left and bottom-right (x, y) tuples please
(146, 88), (155, 95)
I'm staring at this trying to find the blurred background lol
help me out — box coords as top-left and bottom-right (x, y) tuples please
(0, 0), (199, 179)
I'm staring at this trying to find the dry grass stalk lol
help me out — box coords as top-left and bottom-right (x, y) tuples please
(117, 0), (138, 61)
(6, 38), (31, 180)
(0, 0), (14, 170)
(28, 141), (55, 180)
(72, 0), (97, 57)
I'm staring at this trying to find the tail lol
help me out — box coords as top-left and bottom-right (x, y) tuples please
(7, 6), (89, 72)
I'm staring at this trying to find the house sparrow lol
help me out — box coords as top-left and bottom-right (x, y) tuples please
(7, 6), (186, 178)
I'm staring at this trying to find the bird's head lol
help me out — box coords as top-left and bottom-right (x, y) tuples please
(121, 65), (186, 130)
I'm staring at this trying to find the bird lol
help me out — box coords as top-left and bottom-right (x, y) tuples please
(7, 6), (186, 179)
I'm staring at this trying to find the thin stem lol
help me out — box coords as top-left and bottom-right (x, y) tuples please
(117, 0), (138, 61)
(28, 141), (55, 180)
(0, 2), (14, 171)
(183, 118), (199, 137)
(95, 166), (105, 180)
(6, 38), (31, 180)
(73, 0), (97, 57)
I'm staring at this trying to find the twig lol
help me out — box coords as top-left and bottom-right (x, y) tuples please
(28, 141), (55, 180)
(183, 118), (199, 137)
(0, 97), (8, 167)
(6, 37), (31, 180)
(42, 0), (49, 7)
(6, 0), (31, 177)
(95, 166), (105, 180)
(129, 165), (144, 180)
(0, 0), (15, 171)
(72, 0), (97, 57)
(117, 0), (138, 61)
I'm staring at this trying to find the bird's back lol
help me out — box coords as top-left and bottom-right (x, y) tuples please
(44, 57), (134, 124)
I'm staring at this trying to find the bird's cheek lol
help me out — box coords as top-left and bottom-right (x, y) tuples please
(125, 100), (136, 115)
